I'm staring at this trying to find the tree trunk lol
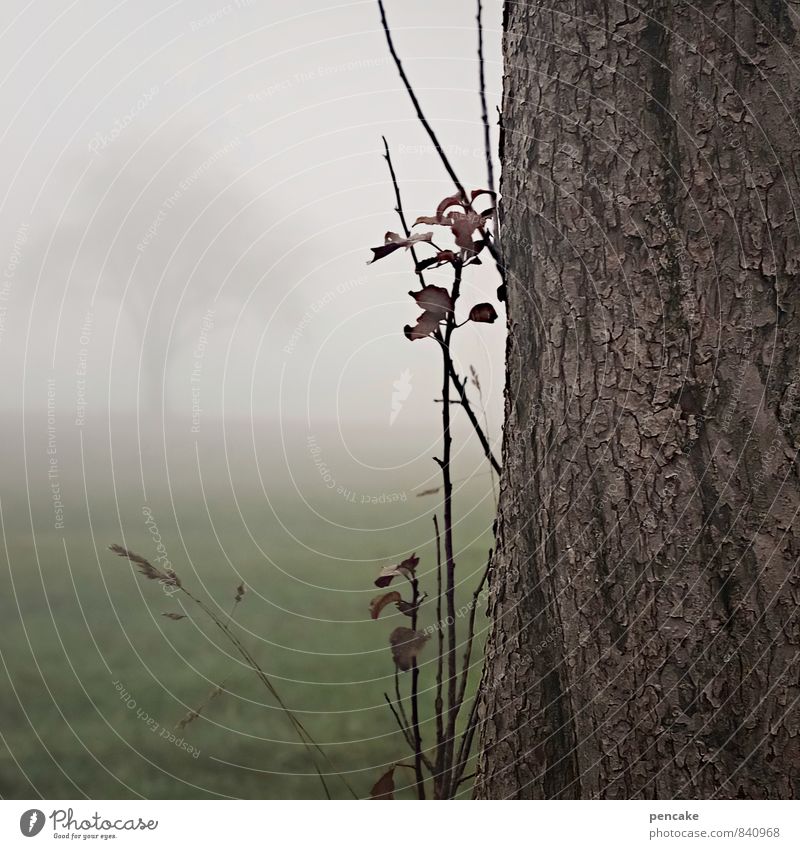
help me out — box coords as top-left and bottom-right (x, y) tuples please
(477, 0), (800, 799)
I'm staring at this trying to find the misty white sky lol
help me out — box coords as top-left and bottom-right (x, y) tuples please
(0, 0), (505, 451)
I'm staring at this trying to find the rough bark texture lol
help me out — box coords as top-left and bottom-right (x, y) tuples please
(477, 0), (800, 799)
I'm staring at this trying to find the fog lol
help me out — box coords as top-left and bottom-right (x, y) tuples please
(0, 0), (506, 598)
(0, 0), (504, 445)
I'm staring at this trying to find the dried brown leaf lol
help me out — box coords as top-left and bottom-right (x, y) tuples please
(469, 302), (499, 324)
(414, 193), (492, 254)
(374, 553), (419, 588)
(369, 591), (402, 620)
(389, 626), (429, 671)
(162, 612), (186, 621)
(408, 285), (453, 320)
(369, 231), (433, 263)
(370, 766), (395, 799)
(450, 209), (485, 251)
(403, 311), (440, 341)
(414, 192), (463, 228)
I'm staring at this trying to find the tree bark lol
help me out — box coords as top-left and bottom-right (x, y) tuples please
(477, 0), (800, 799)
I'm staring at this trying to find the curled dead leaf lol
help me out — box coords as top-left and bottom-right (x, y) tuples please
(415, 250), (459, 273)
(469, 302), (499, 324)
(389, 626), (429, 671)
(369, 231), (433, 264)
(403, 311), (440, 341)
(414, 193), (494, 254)
(408, 285), (453, 320)
(370, 766), (395, 799)
(375, 554), (420, 588)
(162, 612), (186, 621)
(471, 188), (496, 202)
(450, 209), (486, 251)
(413, 193), (464, 227)
(369, 591), (402, 620)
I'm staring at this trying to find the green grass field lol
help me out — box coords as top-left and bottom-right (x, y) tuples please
(0, 432), (495, 800)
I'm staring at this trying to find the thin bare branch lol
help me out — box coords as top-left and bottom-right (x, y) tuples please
(447, 359), (501, 475)
(438, 262), (463, 799)
(455, 550), (492, 712)
(470, 365), (498, 504)
(382, 136), (428, 288)
(409, 573), (426, 799)
(453, 688), (481, 789)
(377, 0), (466, 200)
(433, 514), (445, 795)
(476, 0), (495, 194)
(384, 693), (413, 748)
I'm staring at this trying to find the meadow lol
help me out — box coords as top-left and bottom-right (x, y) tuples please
(0, 418), (496, 799)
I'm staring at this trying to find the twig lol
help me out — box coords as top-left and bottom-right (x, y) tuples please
(379, 0), (506, 297)
(452, 551), (492, 793)
(447, 360), (501, 475)
(438, 261), (463, 799)
(453, 688), (481, 789)
(370, 0), (504, 800)
(382, 137), (427, 288)
(377, 0), (467, 200)
(470, 366), (498, 504)
(433, 514), (445, 797)
(393, 667), (412, 735)
(384, 693), (413, 748)
(409, 572), (426, 799)
(455, 550), (492, 712)
(476, 0), (495, 194)
(389, 673), (433, 776)
(383, 135), (500, 475)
